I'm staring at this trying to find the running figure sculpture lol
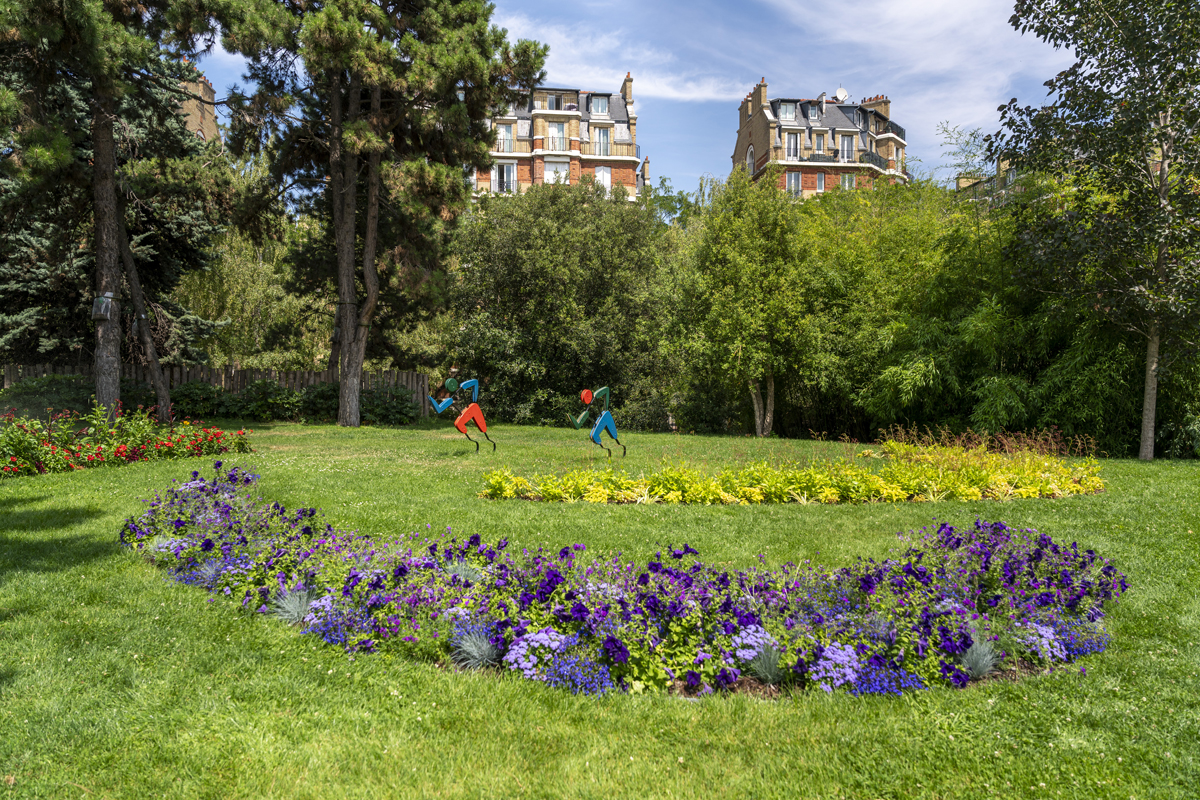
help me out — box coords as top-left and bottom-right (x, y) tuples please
(569, 386), (625, 457)
(429, 377), (495, 452)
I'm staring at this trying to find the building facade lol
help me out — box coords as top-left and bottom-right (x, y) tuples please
(474, 73), (650, 197)
(180, 76), (220, 144)
(731, 78), (907, 197)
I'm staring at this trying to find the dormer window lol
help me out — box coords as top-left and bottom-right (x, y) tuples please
(779, 102), (796, 120)
(808, 104), (819, 121)
(592, 96), (608, 115)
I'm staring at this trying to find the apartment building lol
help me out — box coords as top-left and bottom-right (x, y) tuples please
(731, 78), (907, 197)
(475, 73), (650, 197)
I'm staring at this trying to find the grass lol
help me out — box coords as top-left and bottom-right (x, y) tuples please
(1, 420), (1198, 799)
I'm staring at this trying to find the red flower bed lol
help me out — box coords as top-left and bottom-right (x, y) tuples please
(0, 405), (253, 479)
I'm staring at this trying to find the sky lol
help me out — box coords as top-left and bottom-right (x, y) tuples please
(195, 0), (1076, 192)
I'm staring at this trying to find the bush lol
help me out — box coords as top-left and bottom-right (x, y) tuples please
(360, 386), (418, 426)
(480, 443), (1105, 505)
(0, 374), (156, 419)
(223, 379), (301, 422)
(0, 404), (252, 479)
(171, 381), (225, 420)
(124, 464), (1129, 697)
(299, 382), (340, 421)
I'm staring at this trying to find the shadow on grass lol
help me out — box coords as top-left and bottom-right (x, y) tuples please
(0, 501), (114, 575)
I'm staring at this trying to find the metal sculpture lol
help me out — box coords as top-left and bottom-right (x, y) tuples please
(428, 377), (495, 452)
(569, 386), (625, 457)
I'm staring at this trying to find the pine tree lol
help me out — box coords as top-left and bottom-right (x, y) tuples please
(225, 0), (546, 426)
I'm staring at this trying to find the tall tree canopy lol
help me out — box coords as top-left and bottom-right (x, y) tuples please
(988, 0), (1200, 459)
(0, 0), (271, 417)
(225, 0), (546, 426)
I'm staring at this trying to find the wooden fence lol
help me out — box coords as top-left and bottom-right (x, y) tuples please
(2, 363), (430, 416)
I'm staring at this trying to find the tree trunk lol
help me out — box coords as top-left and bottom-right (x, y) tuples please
(749, 380), (763, 436)
(1139, 324), (1160, 461)
(749, 375), (776, 437)
(331, 72), (363, 427)
(92, 93), (122, 416)
(117, 213), (171, 423)
(763, 373), (775, 437)
(344, 85), (383, 420)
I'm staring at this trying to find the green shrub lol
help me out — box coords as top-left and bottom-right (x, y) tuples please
(0, 374), (155, 418)
(226, 379), (301, 422)
(299, 382), (340, 421)
(480, 444), (1104, 506)
(171, 381), (224, 420)
(360, 386), (418, 426)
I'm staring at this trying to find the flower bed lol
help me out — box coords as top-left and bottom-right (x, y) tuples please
(122, 464), (1126, 697)
(481, 443), (1105, 505)
(1, 405), (252, 479)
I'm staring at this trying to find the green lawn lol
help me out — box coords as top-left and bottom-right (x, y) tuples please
(1, 422), (1197, 799)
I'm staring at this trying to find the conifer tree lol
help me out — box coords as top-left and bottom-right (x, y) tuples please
(225, 0), (545, 426)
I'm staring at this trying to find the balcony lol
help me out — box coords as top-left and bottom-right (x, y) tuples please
(492, 139), (531, 154)
(579, 142), (641, 158)
(859, 151), (889, 170)
(884, 121), (906, 140)
(545, 137), (568, 152)
(805, 152), (837, 163)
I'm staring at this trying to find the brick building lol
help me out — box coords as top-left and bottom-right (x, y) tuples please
(179, 73), (220, 144)
(731, 78), (908, 197)
(474, 73), (650, 197)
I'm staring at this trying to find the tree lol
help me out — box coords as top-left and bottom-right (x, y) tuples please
(988, 0), (1200, 459)
(449, 179), (672, 425)
(226, 0), (545, 426)
(681, 167), (820, 437)
(0, 0), (262, 418)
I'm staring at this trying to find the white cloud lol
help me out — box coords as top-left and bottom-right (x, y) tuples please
(756, 0), (1075, 157)
(495, 12), (747, 101)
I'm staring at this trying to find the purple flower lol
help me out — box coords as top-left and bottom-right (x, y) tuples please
(602, 635), (629, 664)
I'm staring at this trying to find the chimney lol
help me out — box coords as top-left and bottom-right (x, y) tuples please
(753, 77), (769, 108)
(818, 91), (826, 115)
(641, 157), (650, 184)
(862, 94), (891, 119)
(620, 72), (634, 106)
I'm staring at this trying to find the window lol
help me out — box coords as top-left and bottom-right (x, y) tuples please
(545, 159), (569, 184)
(546, 94), (561, 110)
(840, 173), (855, 190)
(491, 163), (516, 193)
(548, 122), (565, 151)
(808, 104), (819, 120)
(786, 172), (802, 196)
(814, 134), (825, 153)
(816, 173), (825, 192)
(786, 132), (800, 161)
(496, 124), (513, 153)
(595, 166), (611, 191)
(592, 95), (608, 115)
(746, 145), (755, 171)
(595, 126), (610, 156)
(840, 135), (854, 161)
(779, 102), (796, 120)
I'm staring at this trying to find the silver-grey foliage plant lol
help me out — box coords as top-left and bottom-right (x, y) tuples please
(961, 637), (1001, 679)
(451, 632), (501, 670)
(748, 645), (786, 685)
(272, 587), (318, 626)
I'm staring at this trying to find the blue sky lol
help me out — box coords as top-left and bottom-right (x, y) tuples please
(196, 0), (1075, 191)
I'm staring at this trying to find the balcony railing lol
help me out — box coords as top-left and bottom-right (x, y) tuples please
(805, 152), (837, 163)
(579, 141), (640, 158)
(859, 151), (888, 170)
(492, 139), (531, 154)
(545, 137), (568, 152)
(885, 121), (906, 140)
